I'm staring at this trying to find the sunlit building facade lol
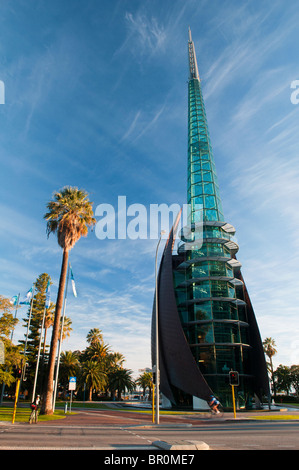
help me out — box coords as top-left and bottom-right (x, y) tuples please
(152, 29), (269, 409)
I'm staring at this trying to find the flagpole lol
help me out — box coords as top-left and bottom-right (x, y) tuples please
(52, 263), (70, 412)
(18, 286), (35, 403)
(23, 285), (35, 359)
(32, 301), (47, 402)
(10, 293), (20, 342)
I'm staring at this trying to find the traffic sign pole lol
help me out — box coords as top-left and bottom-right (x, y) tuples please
(12, 379), (21, 424)
(152, 383), (155, 424)
(68, 377), (76, 413)
(231, 385), (236, 419)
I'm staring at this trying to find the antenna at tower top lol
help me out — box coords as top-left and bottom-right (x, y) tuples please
(188, 28), (200, 80)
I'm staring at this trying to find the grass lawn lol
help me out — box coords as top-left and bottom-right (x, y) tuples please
(55, 401), (111, 410)
(0, 406), (70, 423)
(251, 415), (299, 420)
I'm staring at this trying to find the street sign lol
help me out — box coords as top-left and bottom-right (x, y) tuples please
(68, 376), (76, 391)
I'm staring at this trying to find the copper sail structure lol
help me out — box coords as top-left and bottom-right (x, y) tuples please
(152, 29), (269, 408)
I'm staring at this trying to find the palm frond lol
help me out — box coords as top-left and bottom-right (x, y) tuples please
(44, 186), (96, 250)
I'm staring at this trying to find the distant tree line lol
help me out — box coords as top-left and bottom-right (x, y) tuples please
(0, 291), (152, 403)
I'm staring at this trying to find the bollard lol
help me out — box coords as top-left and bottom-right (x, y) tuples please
(64, 402), (68, 414)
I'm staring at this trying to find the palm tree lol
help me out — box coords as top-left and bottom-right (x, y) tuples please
(59, 351), (80, 394)
(109, 368), (135, 400)
(263, 337), (277, 398)
(136, 371), (153, 399)
(60, 350), (80, 376)
(107, 352), (125, 371)
(84, 341), (111, 362)
(79, 360), (107, 401)
(42, 186), (95, 414)
(59, 315), (72, 342)
(86, 328), (103, 346)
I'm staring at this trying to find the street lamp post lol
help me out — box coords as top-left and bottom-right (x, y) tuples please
(155, 230), (165, 425)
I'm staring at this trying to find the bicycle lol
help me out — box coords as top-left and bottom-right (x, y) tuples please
(209, 403), (224, 418)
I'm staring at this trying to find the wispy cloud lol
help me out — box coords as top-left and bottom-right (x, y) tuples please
(232, 150), (299, 216)
(133, 104), (165, 142)
(119, 104), (166, 144)
(121, 11), (166, 57)
(202, 2), (299, 101)
(231, 68), (291, 127)
(121, 110), (141, 141)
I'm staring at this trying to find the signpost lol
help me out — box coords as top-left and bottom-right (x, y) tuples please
(12, 367), (22, 424)
(152, 382), (155, 424)
(68, 376), (76, 413)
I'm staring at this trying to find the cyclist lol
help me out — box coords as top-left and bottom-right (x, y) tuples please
(208, 394), (220, 414)
(29, 395), (40, 424)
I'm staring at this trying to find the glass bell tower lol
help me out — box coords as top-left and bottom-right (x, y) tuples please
(172, 29), (268, 407)
(152, 29), (269, 410)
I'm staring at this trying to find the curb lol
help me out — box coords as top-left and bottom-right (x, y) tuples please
(153, 440), (210, 450)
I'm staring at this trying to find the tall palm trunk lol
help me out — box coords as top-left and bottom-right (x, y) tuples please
(41, 249), (69, 414)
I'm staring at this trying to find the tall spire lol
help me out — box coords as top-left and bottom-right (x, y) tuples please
(188, 27), (200, 80)
(187, 29), (224, 224)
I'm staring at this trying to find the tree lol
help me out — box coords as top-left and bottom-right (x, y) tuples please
(86, 328), (103, 346)
(0, 296), (22, 391)
(136, 371), (153, 399)
(19, 274), (52, 363)
(290, 365), (299, 397)
(59, 351), (80, 394)
(274, 365), (292, 395)
(84, 341), (111, 362)
(42, 186), (95, 414)
(17, 273), (55, 397)
(263, 337), (277, 397)
(42, 306), (55, 356)
(108, 368), (135, 400)
(59, 315), (72, 342)
(0, 296), (18, 338)
(107, 352), (125, 371)
(79, 360), (107, 401)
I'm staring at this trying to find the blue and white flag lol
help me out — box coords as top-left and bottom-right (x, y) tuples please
(70, 267), (77, 297)
(45, 280), (51, 308)
(10, 295), (19, 306)
(20, 288), (33, 305)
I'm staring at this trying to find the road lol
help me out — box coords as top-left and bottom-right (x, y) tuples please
(0, 406), (298, 451)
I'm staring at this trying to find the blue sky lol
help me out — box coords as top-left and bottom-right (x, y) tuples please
(1, 0), (299, 377)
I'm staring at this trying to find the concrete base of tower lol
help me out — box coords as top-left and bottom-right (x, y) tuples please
(193, 396), (210, 410)
(161, 393), (172, 409)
